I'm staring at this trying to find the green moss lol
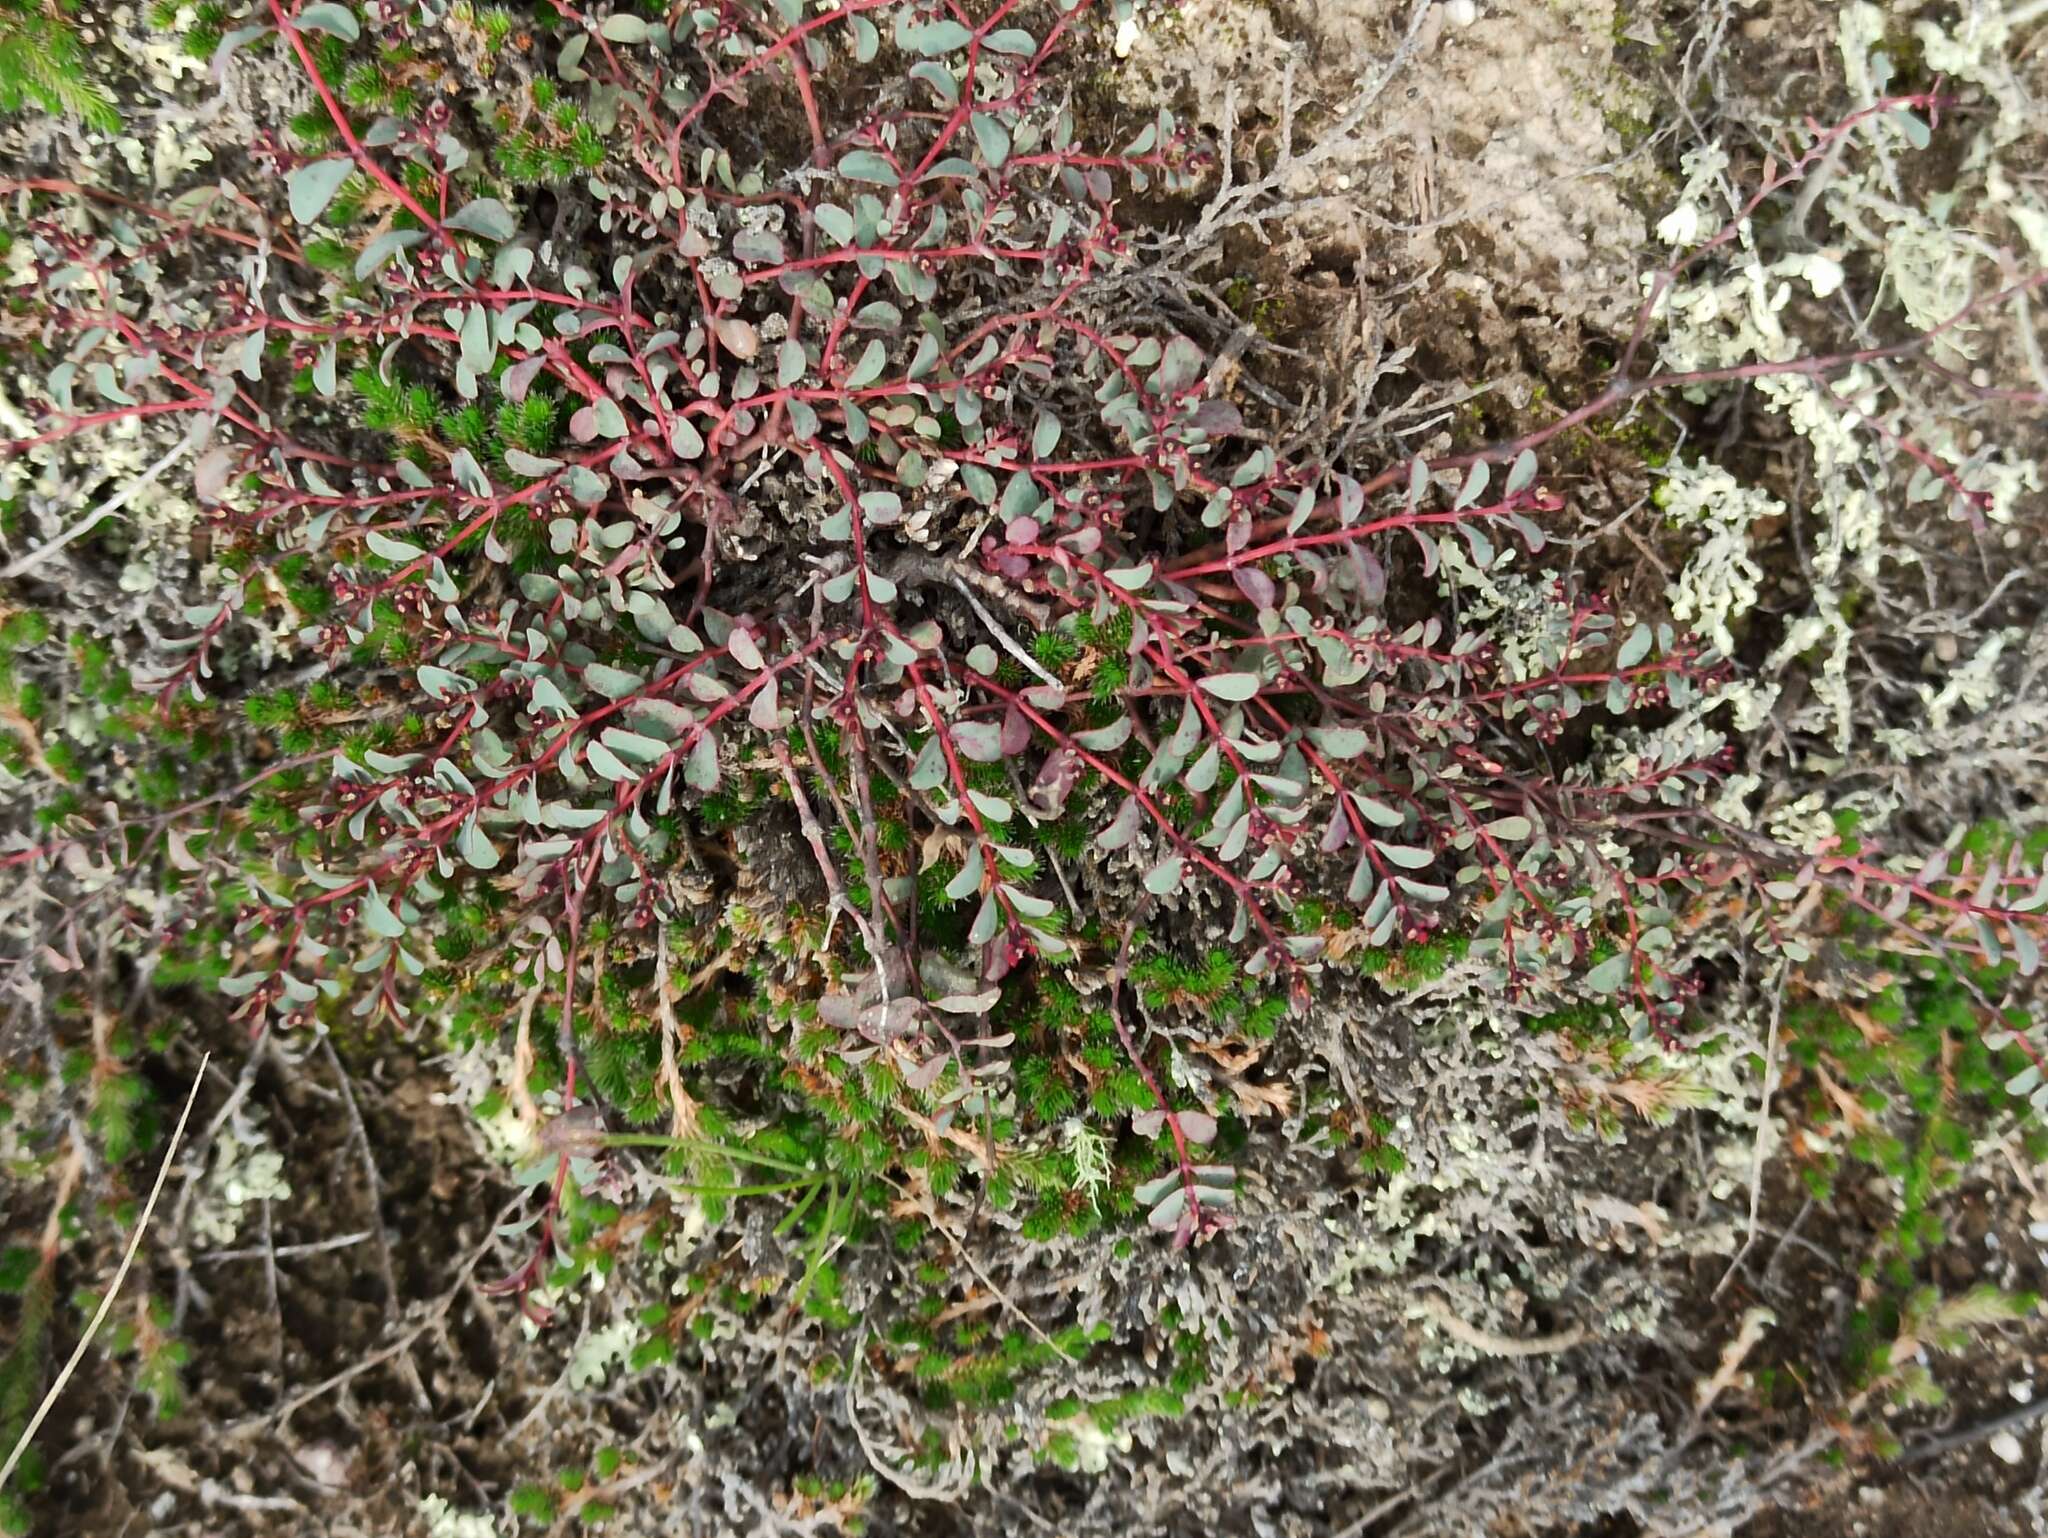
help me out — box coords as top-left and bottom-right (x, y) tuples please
(0, 2), (117, 133)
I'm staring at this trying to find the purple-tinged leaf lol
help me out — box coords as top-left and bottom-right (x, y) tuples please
(904, 1053), (950, 1092)
(726, 628), (764, 670)
(859, 997), (921, 1043)
(1028, 747), (1082, 817)
(953, 720), (1004, 761)
(1000, 704), (1032, 755)
(1319, 803), (1352, 855)
(1351, 546), (1387, 607)
(1234, 566), (1277, 609)
(932, 988), (1001, 1015)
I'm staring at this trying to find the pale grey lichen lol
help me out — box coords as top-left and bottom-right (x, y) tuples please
(188, 1113), (291, 1248)
(418, 1494), (499, 1538)
(1644, 2), (2046, 763)
(566, 1319), (640, 1391)
(1655, 459), (1778, 656)
(1918, 628), (2022, 733)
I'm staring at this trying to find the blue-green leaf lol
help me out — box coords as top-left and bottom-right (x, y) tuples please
(1585, 952), (1632, 994)
(905, 18), (973, 54)
(446, 197), (518, 243)
(684, 731), (720, 792)
(945, 847), (984, 901)
(1143, 855), (1184, 895)
(971, 112), (1011, 169)
(287, 158), (353, 225)
(583, 663), (645, 699)
(838, 151), (899, 186)
(363, 888), (406, 938)
(458, 819), (500, 870)
(296, 3), (359, 42)
(845, 339), (887, 389)
(355, 229), (425, 280)
(364, 529), (423, 563)
(813, 203), (855, 245)
(1372, 839), (1435, 871)
(1198, 672), (1261, 701)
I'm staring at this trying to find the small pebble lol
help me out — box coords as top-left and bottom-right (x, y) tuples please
(1990, 1430), (2025, 1465)
(1443, 0), (1479, 26)
(2012, 1381), (2035, 1404)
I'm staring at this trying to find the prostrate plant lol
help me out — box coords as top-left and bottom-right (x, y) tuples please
(2, 0), (2040, 1238)
(2, 0), (2047, 1511)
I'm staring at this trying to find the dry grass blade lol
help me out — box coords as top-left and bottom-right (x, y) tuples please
(0, 1052), (210, 1494)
